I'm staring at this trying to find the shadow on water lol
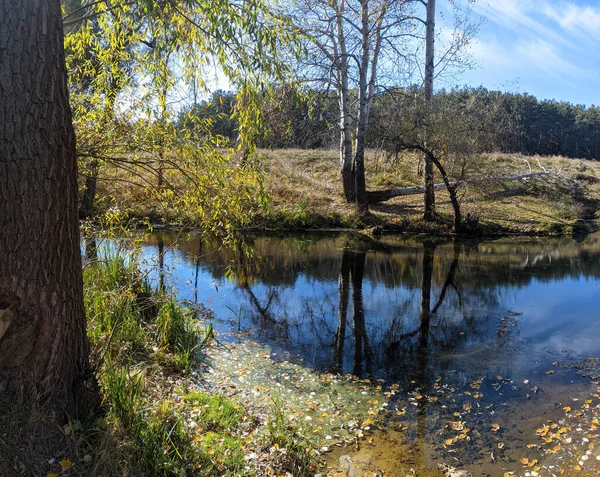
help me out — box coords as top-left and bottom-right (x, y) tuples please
(95, 231), (600, 475)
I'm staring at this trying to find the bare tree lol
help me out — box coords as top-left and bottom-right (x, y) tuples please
(289, 0), (417, 210)
(289, 0), (478, 213)
(372, 88), (516, 231)
(423, 0), (436, 221)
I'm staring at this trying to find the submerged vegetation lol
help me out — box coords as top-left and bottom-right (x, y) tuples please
(0, 253), (297, 476)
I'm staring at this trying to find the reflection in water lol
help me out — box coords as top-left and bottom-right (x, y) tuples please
(98, 231), (600, 474)
(120, 232), (600, 388)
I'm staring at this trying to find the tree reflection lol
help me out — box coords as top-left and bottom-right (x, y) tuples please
(350, 249), (372, 377)
(333, 247), (351, 373)
(332, 247), (373, 377)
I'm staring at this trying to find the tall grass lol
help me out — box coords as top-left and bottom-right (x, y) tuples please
(83, 252), (208, 474)
(1, 252), (316, 476)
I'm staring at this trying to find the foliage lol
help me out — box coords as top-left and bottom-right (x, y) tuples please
(62, 0), (298, 241)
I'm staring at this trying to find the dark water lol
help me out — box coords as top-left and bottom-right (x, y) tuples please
(106, 231), (600, 386)
(91, 231), (600, 474)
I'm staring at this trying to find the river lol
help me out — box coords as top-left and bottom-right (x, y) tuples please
(90, 231), (600, 476)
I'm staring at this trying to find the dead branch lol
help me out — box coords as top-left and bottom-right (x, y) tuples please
(366, 171), (553, 203)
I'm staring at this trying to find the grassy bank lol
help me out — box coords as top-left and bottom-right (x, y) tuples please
(91, 149), (600, 236)
(0, 253), (317, 476)
(255, 150), (600, 235)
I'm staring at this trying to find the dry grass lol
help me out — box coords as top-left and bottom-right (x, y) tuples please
(87, 149), (600, 235)
(257, 149), (600, 235)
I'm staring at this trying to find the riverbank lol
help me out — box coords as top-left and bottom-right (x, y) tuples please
(93, 149), (600, 237)
(0, 254), (322, 476)
(255, 150), (600, 236)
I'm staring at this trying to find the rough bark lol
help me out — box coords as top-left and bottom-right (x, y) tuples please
(0, 0), (93, 416)
(423, 0), (436, 221)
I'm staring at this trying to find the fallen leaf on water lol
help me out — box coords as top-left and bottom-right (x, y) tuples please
(491, 423), (500, 432)
(546, 370), (555, 375)
(521, 457), (529, 465)
(59, 459), (72, 469)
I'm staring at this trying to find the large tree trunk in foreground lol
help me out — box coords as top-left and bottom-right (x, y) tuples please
(0, 0), (93, 417)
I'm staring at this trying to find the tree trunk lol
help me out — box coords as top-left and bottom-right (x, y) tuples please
(335, 5), (355, 203)
(423, 0), (436, 221)
(427, 152), (462, 232)
(352, 0), (371, 212)
(80, 159), (99, 218)
(0, 0), (93, 417)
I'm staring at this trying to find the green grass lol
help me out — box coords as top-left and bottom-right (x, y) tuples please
(183, 392), (243, 432)
(0, 254), (245, 476)
(0, 252), (319, 476)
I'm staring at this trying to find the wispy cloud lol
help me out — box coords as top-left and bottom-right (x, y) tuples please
(472, 0), (576, 49)
(514, 39), (588, 84)
(543, 2), (600, 44)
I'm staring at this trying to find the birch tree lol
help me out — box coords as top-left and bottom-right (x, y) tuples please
(289, 0), (477, 213)
(289, 0), (416, 210)
(423, 0), (436, 220)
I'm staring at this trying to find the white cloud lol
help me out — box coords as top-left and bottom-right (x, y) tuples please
(543, 2), (600, 44)
(468, 35), (517, 70)
(514, 38), (588, 83)
(473, 0), (575, 49)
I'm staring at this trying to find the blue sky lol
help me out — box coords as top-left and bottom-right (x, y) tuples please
(448, 0), (600, 106)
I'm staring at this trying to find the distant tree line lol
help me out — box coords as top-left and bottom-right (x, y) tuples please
(178, 87), (600, 161)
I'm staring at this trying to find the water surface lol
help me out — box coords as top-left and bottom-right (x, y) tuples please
(94, 231), (600, 475)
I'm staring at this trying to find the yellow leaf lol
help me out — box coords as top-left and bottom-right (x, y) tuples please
(491, 423), (500, 432)
(47, 474), (58, 477)
(60, 459), (72, 468)
(521, 457), (529, 465)
(563, 406), (572, 413)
